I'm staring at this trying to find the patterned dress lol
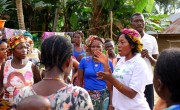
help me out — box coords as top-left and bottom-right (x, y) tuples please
(14, 84), (94, 110)
(3, 60), (34, 103)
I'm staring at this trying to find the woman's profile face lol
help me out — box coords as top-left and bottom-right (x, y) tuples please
(10, 76), (25, 89)
(118, 34), (132, 57)
(0, 42), (7, 59)
(13, 42), (27, 59)
(90, 40), (103, 55)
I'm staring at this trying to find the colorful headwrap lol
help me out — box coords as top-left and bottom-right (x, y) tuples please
(121, 28), (143, 52)
(85, 35), (98, 47)
(23, 31), (33, 39)
(7, 35), (26, 49)
(25, 37), (34, 44)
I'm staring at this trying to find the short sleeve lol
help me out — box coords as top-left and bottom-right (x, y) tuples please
(78, 57), (86, 70)
(152, 37), (159, 55)
(109, 60), (114, 72)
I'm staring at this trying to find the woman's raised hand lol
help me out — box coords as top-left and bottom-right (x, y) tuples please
(97, 68), (112, 81)
(93, 50), (108, 65)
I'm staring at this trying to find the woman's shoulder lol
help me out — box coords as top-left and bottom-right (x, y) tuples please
(54, 84), (90, 100)
(56, 84), (88, 94)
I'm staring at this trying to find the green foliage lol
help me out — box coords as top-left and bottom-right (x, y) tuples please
(4, 0), (172, 44)
(145, 0), (155, 12)
(0, 0), (14, 18)
(134, 0), (149, 12)
(144, 13), (170, 32)
(70, 13), (78, 30)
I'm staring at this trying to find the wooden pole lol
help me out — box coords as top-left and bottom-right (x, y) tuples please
(110, 11), (113, 39)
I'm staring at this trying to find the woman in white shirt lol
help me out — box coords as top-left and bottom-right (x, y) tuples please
(94, 28), (150, 110)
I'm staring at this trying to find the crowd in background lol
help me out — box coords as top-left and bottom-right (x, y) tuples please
(0, 12), (179, 110)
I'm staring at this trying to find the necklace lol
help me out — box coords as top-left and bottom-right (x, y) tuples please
(92, 58), (102, 73)
(43, 78), (63, 81)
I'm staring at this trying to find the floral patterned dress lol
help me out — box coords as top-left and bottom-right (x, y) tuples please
(14, 84), (93, 110)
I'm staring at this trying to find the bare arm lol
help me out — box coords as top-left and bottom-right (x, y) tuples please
(97, 72), (137, 99)
(77, 54), (83, 62)
(146, 54), (158, 66)
(32, 63), (42, 83)
(141, 49), (158, 66)
(73, 59), (79, 69)
(78, 69), (84, 88)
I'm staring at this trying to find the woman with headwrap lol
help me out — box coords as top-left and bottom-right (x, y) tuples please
(25, 37), (41, 65)
(95, 28), (150, 110)
(0, 35), (41, 104)
(78, 36), (114, 110)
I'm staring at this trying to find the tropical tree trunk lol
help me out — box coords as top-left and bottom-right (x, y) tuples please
(16, 0), (25, 29)
(52, 0), (61, 32)
(52, 8), (59, 32)
(89, 0), (103, 35)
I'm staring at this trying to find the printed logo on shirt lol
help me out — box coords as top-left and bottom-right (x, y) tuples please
(114, 68), (120, 72)
(113, 74), (123, 79)
(122, 69), (130, 74)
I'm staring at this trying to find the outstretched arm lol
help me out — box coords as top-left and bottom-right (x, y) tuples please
(97, 71), (137, 99)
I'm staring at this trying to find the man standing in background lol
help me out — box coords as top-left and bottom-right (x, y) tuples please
(104, 39), (118, 68)
(131, 12), (159, 110)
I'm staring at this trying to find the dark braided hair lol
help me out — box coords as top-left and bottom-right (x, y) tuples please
(154, 48), (180, 102)
(41, 35), (73, 72)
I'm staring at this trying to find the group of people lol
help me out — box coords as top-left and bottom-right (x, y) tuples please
(0, 12), (179, 110)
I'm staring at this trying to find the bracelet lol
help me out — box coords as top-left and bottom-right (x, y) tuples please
(109, 105), (113, 107)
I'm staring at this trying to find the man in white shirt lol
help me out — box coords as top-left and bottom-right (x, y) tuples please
(131, 12), (159, 110)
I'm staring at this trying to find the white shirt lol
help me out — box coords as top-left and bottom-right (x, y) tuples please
(112, 55), (150, 110)
(142, 33), (159, 84)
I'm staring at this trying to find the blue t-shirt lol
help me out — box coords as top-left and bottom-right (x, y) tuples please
(73, 48), (85, 60)
(165, 105), (180, 110)
(78, 56), (114, 90)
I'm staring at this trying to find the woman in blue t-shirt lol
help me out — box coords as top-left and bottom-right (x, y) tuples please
(78, 36), (113, 110)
